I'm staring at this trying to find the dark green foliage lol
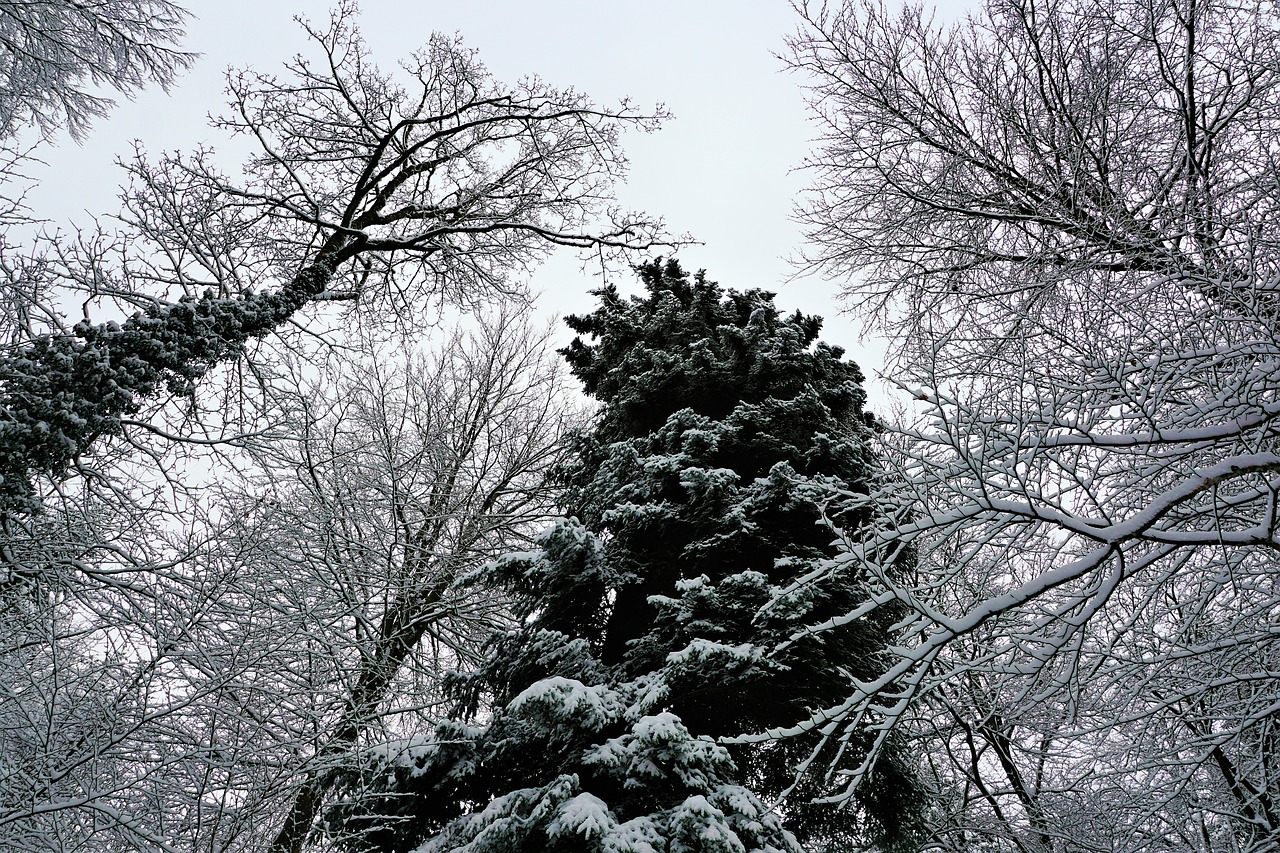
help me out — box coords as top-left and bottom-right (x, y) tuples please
(329, 260), (922, 853)
(0, 258), (335, 514)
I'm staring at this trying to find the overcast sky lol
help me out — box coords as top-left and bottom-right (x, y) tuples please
(24, 0), (970, 407)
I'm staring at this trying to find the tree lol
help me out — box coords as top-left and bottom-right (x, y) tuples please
(0, 0), (195, 501)
(0, 4), (667, 848)
(777, 0), (1280, 848)
(0, 310), (575, 852)
(328, 260), (924, 853)
(0, 0), (192, 237)
(258, 311), (577, 853)
(0, 0), (193, 143)
(0, 0), (669, 516)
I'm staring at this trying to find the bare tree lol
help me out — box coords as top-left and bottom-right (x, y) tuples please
(0, 309), (576, 851)
(0, 0), (193, 142)
(760, 0), (1280, 848)
(0, 0), (196, 511)
(0, 4), (651, 849)
(251, 311), (578, 853)
(0, 0), (668, 515)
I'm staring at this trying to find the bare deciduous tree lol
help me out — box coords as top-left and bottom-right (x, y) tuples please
(0, 0), (669, 515)
(0, 310), (576, 852)
(764, 0), (1280, 848)
(0, 0), (193, 142)
(0, 5), (645, 849)
(252, 311), (578, 853)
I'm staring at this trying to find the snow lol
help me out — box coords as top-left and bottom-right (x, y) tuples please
(508, 676), (620, 728)
(678, 466), (740, 492)
(602, 816), (663, 853)
(670, 794), (746, 853)
(547, 792), (616, 840)
(713, 785), (762, 820)
(633, 711), (688, 741)
(666, 638), (766, 668)
(624, 673), (670, 718)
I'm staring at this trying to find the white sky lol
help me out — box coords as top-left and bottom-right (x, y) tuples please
(22, 0), (970, 410)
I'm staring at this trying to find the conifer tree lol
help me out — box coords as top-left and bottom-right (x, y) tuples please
(330, 260), (921, 852)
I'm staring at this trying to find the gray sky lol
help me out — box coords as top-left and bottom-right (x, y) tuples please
(23, 0), (969, 407)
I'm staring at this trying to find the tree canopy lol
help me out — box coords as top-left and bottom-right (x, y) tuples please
(0, 0), (193, 142)
(328, 259), (922, 852)
(0, 3), (669, 516)
(0, 6), (667, 849)
(781, 0), (1280, 847)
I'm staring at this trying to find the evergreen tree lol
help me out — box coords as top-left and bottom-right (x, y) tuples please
(330, 260), (922, 852)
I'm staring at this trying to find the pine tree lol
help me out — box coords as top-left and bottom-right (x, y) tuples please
(329, 260), (922, 852)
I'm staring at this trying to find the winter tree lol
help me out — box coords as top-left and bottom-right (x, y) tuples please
(0, 0), (669, 517)
(0, 309), (576, 852)
(776, 0), (1280, 848)
(0, 4), (668, 850)
(0, 0), (193, 143)
(257, 311), (578, 853)
(327, 260), (924, 853)
(0, 0), (193, 418)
